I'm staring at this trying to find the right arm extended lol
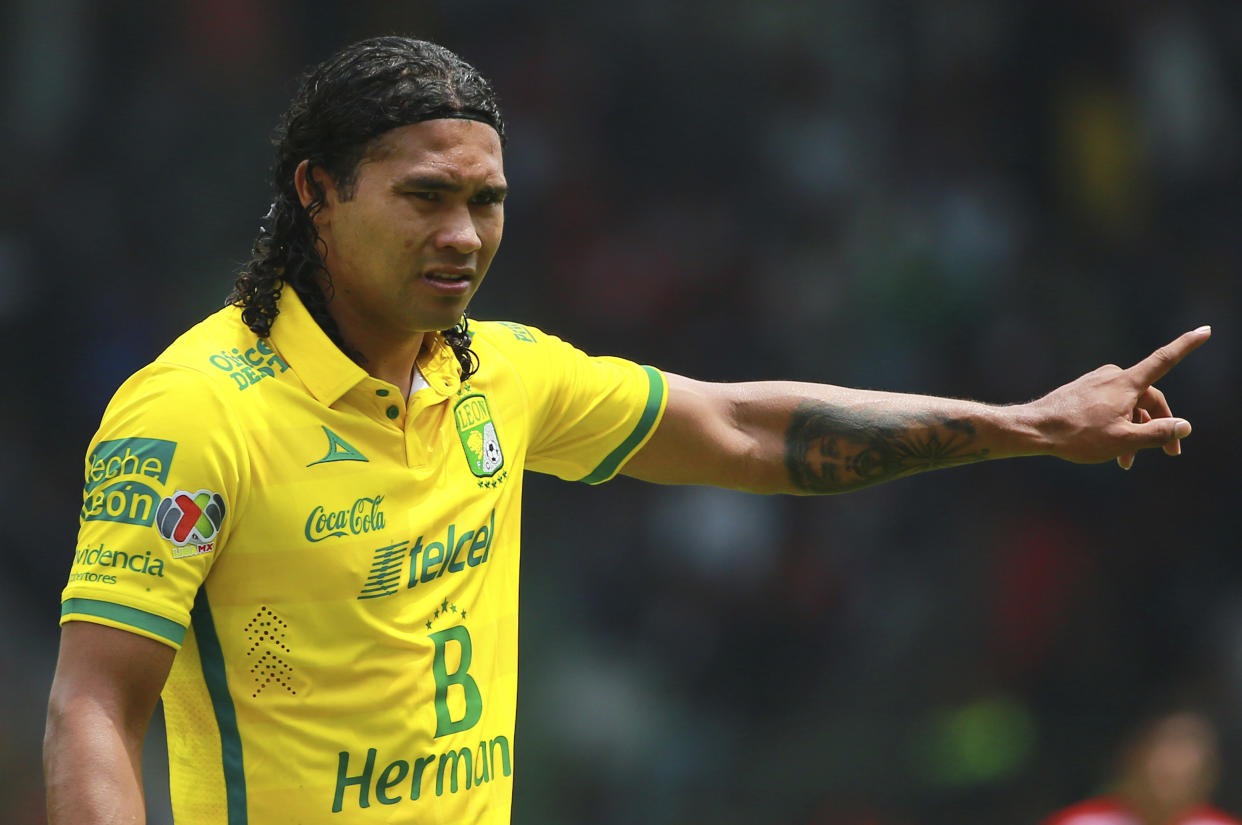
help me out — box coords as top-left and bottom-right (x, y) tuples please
(622, 328), (1211, 492)
(44, 621), (175, 825)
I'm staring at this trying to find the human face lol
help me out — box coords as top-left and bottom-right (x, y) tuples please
(307, 119), (506, 349)
(1132, 713), (1216, 809)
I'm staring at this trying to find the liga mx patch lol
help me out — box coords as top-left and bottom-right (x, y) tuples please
(155, 489), (226, 556)
(453, 394), (503, 477)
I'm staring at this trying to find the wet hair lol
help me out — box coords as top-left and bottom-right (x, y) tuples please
(229, 36), (507, 379)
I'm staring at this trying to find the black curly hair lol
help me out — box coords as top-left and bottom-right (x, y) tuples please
(229, 36), (507, 380)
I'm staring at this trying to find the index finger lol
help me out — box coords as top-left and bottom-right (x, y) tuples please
(1127, 326), (1212, 385)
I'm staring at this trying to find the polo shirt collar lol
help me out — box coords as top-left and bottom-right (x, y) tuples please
(415, 331), (465, 397)
(265, 287), (462, 406)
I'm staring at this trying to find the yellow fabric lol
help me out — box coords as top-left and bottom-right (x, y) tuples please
(61, 289), (666, 824)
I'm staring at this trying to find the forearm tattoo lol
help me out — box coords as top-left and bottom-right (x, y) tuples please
(784, 401), (991, 493)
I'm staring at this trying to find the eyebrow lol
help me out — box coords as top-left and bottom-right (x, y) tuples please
(395, 174), (508, 198)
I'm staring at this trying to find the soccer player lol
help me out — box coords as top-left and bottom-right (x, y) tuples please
(1042, 710), (1239, 825)
(44, 37), (1210, 825)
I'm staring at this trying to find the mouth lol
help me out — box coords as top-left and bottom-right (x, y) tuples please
(421, 267), (475, 294)
(425, 270), (471, 280)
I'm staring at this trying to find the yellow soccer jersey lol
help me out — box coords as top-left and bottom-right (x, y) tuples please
(61, 288), (667, 824)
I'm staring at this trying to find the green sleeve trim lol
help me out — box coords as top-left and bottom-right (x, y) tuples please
(191, 587), (249, 823)
(579, 365), (666, 485)
(61, 598), (187, 646)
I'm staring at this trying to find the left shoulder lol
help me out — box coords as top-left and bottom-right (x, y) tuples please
(469, 319), (551, 350)
(467, 319), (580, 376)
(466, 319), (659, 397)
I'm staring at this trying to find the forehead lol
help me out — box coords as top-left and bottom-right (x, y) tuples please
(366, 119), (504, 180)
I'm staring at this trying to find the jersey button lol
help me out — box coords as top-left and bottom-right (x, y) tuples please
(386, 405), (400, 419)
(376, 388), (390, 397)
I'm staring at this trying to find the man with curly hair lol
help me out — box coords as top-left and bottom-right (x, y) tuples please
(44, 36), (1210, 825)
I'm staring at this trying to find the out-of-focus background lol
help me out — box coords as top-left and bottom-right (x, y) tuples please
(4, 1), (1240, 823)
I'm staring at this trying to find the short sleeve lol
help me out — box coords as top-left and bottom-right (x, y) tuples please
(61, 364), (249, 648)
(493, 325), (667, 484)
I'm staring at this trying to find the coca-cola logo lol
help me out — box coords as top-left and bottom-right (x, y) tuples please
(304, 495), (387, 543)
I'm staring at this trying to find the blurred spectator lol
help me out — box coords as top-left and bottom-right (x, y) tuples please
(1042, 709), (1239, 825)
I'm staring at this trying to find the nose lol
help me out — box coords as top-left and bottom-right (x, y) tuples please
(435, 204), (482, 255)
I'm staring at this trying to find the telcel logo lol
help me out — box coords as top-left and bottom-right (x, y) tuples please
(305, 496), (386, 543)
(81, 438), (176, 526)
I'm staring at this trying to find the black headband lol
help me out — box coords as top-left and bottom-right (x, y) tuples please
(411, 107), (503, 137)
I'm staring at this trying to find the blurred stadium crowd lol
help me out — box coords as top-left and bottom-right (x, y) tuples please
(3, 1), (1240, 823)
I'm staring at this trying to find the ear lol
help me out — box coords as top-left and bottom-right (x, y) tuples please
(293, 160), (333, 224)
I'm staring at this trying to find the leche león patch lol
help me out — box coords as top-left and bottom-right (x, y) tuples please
(155, 489), (226, 556)
(454, 394), (503, 477)
(81, 437), (177, 526)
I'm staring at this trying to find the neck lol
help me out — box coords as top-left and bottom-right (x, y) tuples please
(360, 334), (428, 397)
(318, 298), (429, 397)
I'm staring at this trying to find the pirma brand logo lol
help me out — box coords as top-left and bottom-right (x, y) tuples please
(308, 426), (369, 466)
(82, 438), (177, 526)
(155, 489), (226, 552)
(453, 395), (503, 478)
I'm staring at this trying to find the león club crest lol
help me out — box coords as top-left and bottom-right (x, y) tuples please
(453, 394), (503, 477)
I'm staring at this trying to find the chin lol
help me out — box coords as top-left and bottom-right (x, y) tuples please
(411, 316), (464, 335)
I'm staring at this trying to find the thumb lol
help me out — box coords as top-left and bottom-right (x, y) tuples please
(1128, 417), (1192, 448)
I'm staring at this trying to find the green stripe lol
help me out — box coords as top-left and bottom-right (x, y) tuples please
(580, 365), (666, 485)
(61, 598), (186, 646)
(191, 587), (248, 824)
